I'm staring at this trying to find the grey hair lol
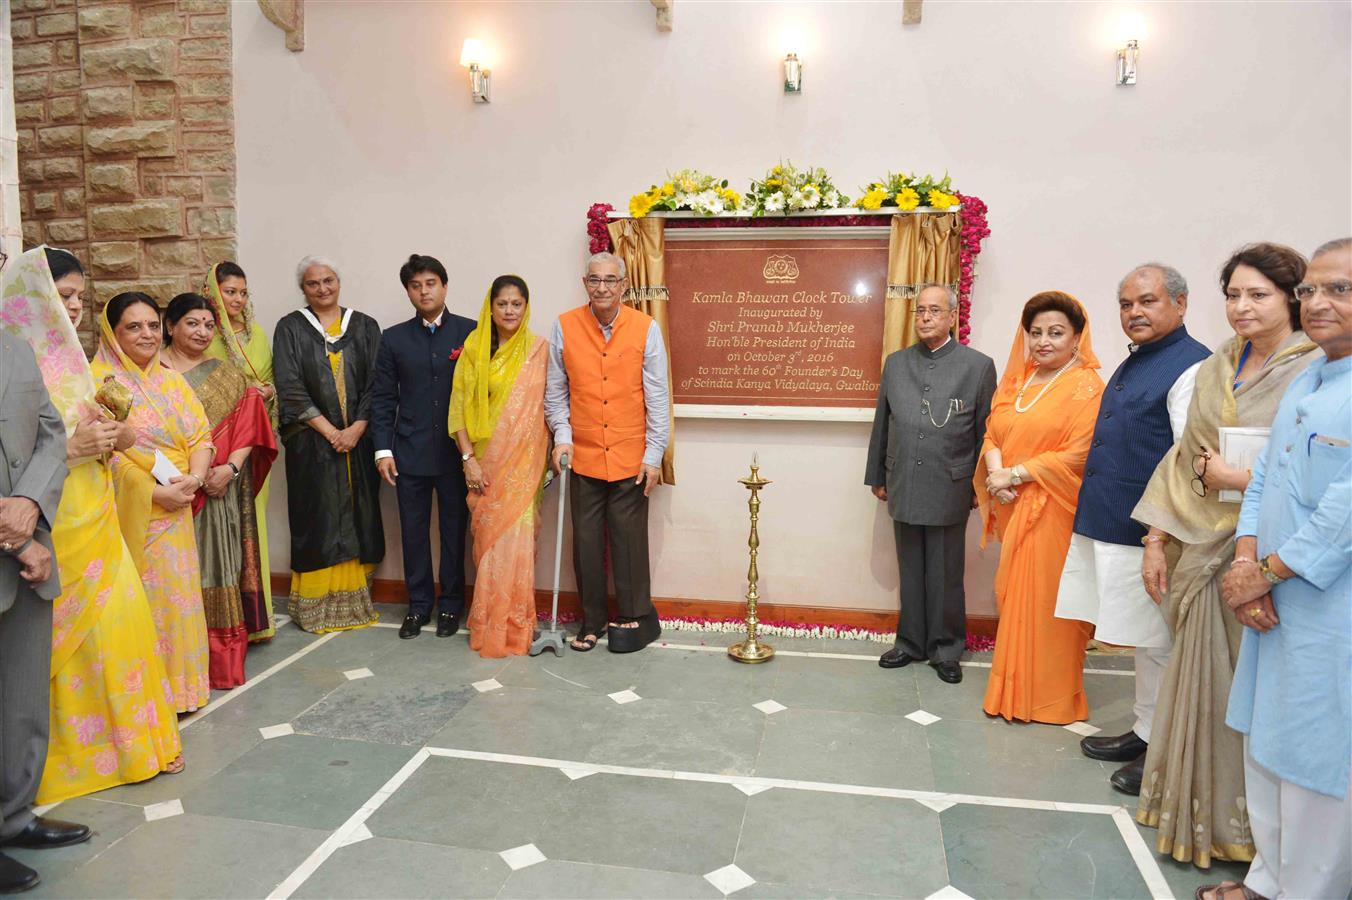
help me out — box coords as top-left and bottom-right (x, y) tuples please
(1312, 238), (1352, 260)
(916, 283), (957, 310)
(586, 251), (626, 279)
(1119, 263), (1188, 306)
(296, 255), (341, 289)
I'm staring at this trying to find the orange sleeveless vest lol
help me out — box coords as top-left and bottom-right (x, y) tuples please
(560, 303), (652, 481)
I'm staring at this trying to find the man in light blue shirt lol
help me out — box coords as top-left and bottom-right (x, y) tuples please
(1203, 238), (1352, 900)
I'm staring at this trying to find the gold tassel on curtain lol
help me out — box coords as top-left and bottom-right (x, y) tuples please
(606, 216), (676, 485)
(882, 212), (962, 361)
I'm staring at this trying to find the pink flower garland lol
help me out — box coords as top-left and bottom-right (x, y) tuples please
(955, 192), (989, 345)
(587, 203), (614, 254)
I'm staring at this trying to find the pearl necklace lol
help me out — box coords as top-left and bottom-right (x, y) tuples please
(1015, 355), (1079, 413)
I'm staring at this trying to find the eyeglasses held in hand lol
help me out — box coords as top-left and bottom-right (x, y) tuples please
(1191, 451), (1210, 498)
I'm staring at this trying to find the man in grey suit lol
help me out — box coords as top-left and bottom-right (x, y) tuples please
(0, 330), (89, 894)
(865, 284), (997, 684)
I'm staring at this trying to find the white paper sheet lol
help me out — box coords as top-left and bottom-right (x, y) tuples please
(1218, 426), (1271, 503)
(151, 449), (183, 486)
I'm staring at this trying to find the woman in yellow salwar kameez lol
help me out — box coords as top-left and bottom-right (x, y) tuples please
(449, 275), (551, 658)
(271, 257), (383, 633)
(93, 292), (215, 713)
(0, 247), (183, 804)
(202, 261), (279, 641)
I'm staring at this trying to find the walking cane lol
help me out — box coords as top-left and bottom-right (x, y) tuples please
(529, 454), (569, 657)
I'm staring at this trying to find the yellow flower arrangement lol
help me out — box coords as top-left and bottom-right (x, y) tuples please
(746, 162), (849, 216)
(627, 169), (742, 217)
(854, 171), (961, 212)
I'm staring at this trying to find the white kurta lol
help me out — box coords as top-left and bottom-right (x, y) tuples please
(1053, 362), (1200, 647)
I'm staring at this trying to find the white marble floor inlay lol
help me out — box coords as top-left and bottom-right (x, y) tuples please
(925, 886), (975, 899)
(559, 766), (597, 781)
(472, 678), (503, 693)
(259, 723), (295, 740)
(733, 782), (773, 797)
(905, 709), (942, 726)
(143, 799), (184, 822)
(499, 843), (547, 871)
(752, 699), (787, 715)
(607, 689), (641, 705)
(342, 667), (374, 681)
(917, 797), (956, 813)
(337, 823), (373, 848)
(1063, 721), (1102, 737)
(704, 863), (756, 896)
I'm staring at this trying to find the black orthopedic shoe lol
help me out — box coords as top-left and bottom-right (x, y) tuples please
(606, 613), (661, 653)
(1080, 730), (1147, 762)
(399, 612), (430, 640)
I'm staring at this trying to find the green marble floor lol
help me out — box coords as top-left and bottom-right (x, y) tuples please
(12, 607), (1247, 899)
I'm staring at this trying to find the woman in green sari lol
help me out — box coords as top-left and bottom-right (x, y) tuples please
(203, 261), (279, 641)
(1133, 243), (1320, 869)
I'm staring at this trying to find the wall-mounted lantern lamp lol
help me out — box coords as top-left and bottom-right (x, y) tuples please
(1116, 38), (1139, 86)
(460, 38), (491, 103)
(783, 52), (803, 93)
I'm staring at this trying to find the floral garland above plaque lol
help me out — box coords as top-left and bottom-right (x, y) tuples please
(744, 162), (850, 216)
(628, 168), (744, 218)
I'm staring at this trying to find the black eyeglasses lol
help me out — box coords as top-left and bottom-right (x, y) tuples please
(1191, 451), (1210, 497)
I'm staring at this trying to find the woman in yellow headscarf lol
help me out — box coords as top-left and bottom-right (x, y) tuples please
(202, 260), (278, 641)
(92, 292), (214, 713)
(0, 247), (183, 803)
(448, 275), (550, 658)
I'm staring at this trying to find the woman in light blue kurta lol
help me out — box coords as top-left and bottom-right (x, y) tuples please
(1227, 352), (1351, 801)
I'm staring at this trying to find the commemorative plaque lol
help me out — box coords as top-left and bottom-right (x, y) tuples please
(665, 228), (888, 418)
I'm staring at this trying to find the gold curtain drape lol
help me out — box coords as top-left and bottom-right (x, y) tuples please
(607, 216), (676, 485)
(882, 212), (962, 360)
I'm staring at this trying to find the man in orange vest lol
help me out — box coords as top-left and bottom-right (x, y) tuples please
(545, 252), (670, 654)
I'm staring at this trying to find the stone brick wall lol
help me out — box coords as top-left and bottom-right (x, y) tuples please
(12, 0), (237, 347)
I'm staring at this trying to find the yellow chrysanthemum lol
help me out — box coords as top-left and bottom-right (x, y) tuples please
(858, 187), (888, 210)
(680, 179), (697, 193)
(928, 189), (957, 210)
(629, 192), (655, 218)
(661, 182), (676, 197)
(720, 187), (742, 207)
(766, 178), (782, 189)
(894, 187), (921, 211)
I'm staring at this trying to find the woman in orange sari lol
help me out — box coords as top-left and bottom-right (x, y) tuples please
(975, 291), (1103, 724)
(448, 275), (550, 658)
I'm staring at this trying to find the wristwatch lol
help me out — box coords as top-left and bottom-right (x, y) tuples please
(461, 451), (473, 462)
(1258, 555), (1286, 585)
(226, 461), (241, 480)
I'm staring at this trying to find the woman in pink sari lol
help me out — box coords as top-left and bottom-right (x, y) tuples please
(448, 275), (550, 657)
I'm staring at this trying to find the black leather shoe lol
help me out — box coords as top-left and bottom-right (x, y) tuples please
(1, 816), (90, 850)
(878, 648), (918, 669)
(1111, 753), (1145, 796)
(436, 612), (460, 638)
(0, 852), (39, 894)
(931, 660), (963, 684)
(398, 613), (430, 640)
(1080, 730), (1147, 762)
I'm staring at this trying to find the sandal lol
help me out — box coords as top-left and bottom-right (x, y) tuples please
(1195, 882), (1267, 900)
(165, 755), (186, 775)
(570, 628), (606, 653)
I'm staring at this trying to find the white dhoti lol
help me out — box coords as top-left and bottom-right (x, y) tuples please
(1055, 534), (1172, 740)
(1243, 740), (1352, 900)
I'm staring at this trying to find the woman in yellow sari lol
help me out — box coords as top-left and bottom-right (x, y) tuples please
(975, 291), (1103, 725)
(0, 247), (182, 803)
(449, 275), (551, 658)
(202, 261), (278, 641)
(93, 292), (214, 713)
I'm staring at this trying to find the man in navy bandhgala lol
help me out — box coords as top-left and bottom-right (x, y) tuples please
(370, 254), (478, 639)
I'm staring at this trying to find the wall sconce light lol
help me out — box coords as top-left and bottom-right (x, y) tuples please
(783, 52), (802, 93)
(1116, 38), (1139, 85)
(459, 38), (491, 103)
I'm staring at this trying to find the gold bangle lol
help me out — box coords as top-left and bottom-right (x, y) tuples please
(1142, 533), (1167, 546)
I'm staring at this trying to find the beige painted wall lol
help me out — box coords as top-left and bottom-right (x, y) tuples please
(231, 0), (1352, 615)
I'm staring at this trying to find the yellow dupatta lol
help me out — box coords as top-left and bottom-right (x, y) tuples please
(203, 266), (277, 422)
(450, 282), (534, 453)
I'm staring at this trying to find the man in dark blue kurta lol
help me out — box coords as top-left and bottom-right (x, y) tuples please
(370, 254), (477, 639)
